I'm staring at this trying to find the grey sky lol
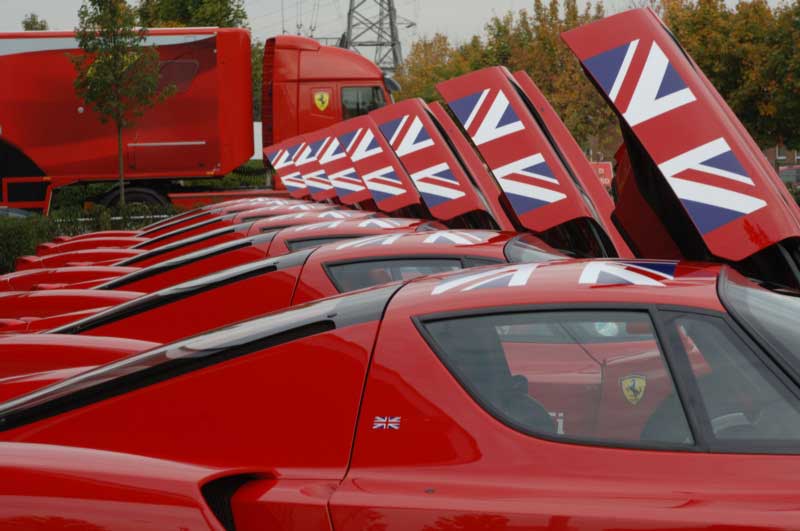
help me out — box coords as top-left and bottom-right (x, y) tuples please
(0, 0), (616, 52)
(0, 0), (773, 59)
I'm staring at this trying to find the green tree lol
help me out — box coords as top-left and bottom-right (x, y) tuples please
(251, 40), (264, 118)
(71, 0), (175, 205)
(138, 0), (248, 27)
(21, 13), (49, 30)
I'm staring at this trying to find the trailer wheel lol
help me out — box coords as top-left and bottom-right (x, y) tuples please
(100, 186), (170, 208)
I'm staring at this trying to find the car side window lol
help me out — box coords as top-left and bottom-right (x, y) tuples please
(327, 259), (462, 292)
(342, 86), (386, 119)
(422, 311), (695, 448)
(663, 312), (800, 446)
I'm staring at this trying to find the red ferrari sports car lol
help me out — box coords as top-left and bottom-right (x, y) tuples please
(1, 258), (799, 530)
(1, 210), (379, 291)
(3, 230), (560, 338)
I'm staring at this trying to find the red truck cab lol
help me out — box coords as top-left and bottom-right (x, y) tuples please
(262, 35), (393, 148)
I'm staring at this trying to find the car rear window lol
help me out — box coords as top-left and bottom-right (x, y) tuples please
(327, 259), (462, 292)
(421, 310), (694, 448)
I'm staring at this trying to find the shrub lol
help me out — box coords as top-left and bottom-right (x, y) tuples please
(0, 204), (178, 274)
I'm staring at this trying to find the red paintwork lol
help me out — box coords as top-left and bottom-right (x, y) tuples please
(264, 137), (311, 197)
(437, 67), (595, 233)
(4, 261), (797, 530)
(427, 102), (516, 231)
(24, 229), (510, 339)
(0, 289), (140, 319)
(0, 443), (227, 530)
(334, 115), (423, 213)
(264, 34), (392, 146)
(230, 203), (338, 224)
(35, 237), (148, 256)
(294, 130), (339, 201)
(0, 28), (252, 213)
(15, 248), (143, 271)
(369, 99), (492, 224)
(0, 334), (158, 399)
(561, 8), (800, 261)
(0, 266), (137, 292)
(315, 125), (373, 206)
(511, 70), (633, 258)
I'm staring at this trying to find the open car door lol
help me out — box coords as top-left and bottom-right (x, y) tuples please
(334, 115), (426, 216)
(264, 137), (310, 199)
(370, 98), (500, 229)
(437, 66), (625, 258)
(293, 130), (339, 202)
(562, 8), (800, 285)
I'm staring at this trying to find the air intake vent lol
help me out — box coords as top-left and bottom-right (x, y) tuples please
(201, 474), (260, 531)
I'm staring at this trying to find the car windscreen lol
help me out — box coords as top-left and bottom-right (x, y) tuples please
(719, 267), (800, 375)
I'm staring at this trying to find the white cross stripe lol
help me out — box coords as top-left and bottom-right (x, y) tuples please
(329, 168), (365, 192)
(335, 234), (405, 250)
(579, 261), (670, 287)
(659, 137), (754, 185)
(291, 221), (344, 232)
(422, 231), (487, 245)
(493, 154), (559, 185)
(623, 42), (696, 127)
(432, 263), (539, 295)
(395, 116), (434, 156)
(362, 166), (406, 196)
(319, 137), (348, 163)
(462, 89), (489, 131)
(472, 90), (525, 146)
(350, 129), (383, 161)
(357, 218), (405, 228)
(387, 115), (408, 145)
(410, 162), (466, 201)
(609, 39), (639, 102)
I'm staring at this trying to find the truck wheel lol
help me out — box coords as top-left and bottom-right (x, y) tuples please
(101, 187), (170, 208)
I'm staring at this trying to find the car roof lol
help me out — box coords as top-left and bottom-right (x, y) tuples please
(387, 258), (725, 318)
(274, 217), (435, 242)
(305, 230), (516, 264)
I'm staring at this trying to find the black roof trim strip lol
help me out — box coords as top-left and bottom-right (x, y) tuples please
(0, 284), (401, 431)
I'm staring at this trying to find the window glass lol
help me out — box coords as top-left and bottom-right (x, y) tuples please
(286, 236), (354, 251)
(328, 259), (461, 292)
(342, 87), (386, 119)
(665, 312), (800, 444)
(423, 311), (693, 446)
(720, 270), (800, 374)
(504, 234), (564, 264)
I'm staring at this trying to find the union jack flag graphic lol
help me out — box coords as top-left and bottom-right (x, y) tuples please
(361, 166), (407, 202)
(336, 233), (405, 250)
(448, 88), (525, 145)
(432, 263), (539, 295)
(579, 261), (677, 287)
(295, 139), (333, 194)
(357, 218), (407, 228)
(372, 416), (401, 430)
(583, 39), (696, 127)
(379, 115), (434, 156)
(492, 154), (567, 214)
(290, 221), (344, 232)
(657, 137), (767, 234)
(340, 128), (382, 162)
(266, 142), (307, 193)
(422, 230), (493, 245)
(317, 210), (362, 218)
(328, 168), (366, 196)
(409, 162), (467, 207)
(319, 137), (367, 199)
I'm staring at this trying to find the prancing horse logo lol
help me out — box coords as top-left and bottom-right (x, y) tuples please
(620, 374), (647, 405)
(313, 90), (331, 112)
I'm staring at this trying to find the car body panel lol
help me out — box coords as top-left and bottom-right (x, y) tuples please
(437, 67), (595, 234)
(0, 265), (138, 292)
(511, 70), (633, 258)
(264, 137), (310, 198)
(0, 289), (141, 319)
(427, 101), (516, 231)
(561, 8), (800, 262)
(370, 98), (492, 224)
(335, 115), (423, 213)
(294, 130), (339, 201)
(35, 236), (149, 256)
(316, 125), (371, 206)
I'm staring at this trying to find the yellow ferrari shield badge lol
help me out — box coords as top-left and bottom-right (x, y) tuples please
(313, 90), (331, 111)
(620, 374), (647, 405)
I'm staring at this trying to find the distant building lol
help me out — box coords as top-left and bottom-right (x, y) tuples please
(763, 145), (799, 185)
